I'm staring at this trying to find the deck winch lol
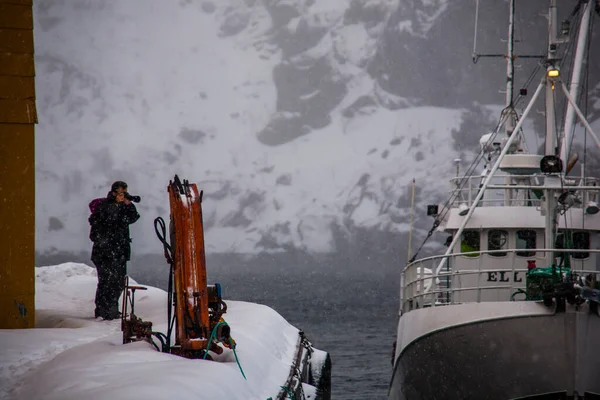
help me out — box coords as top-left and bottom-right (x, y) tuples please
(525, 262), (600, 312)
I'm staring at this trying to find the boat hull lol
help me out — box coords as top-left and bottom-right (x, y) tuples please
(389, 304), (600, 399)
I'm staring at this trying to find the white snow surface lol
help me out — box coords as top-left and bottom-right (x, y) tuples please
(0, 263), (301, 400)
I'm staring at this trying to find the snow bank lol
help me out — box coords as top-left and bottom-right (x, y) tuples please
(1, 263), (301, 400)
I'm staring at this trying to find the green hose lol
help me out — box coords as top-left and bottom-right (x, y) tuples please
(232, 340), (247, 380)
(203, 320), (246, 380)
(202, 321), (227, 360)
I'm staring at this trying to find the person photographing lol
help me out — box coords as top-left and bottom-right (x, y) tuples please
(89, 181), (140, 320)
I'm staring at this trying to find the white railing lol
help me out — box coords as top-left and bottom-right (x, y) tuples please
(448, 174), (600, 208)
(402, 248), (600, 313)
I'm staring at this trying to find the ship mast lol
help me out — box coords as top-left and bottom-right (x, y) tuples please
(544, 0), (559, 155)
(544, 0), (596, 267)
(503, 0), (518, 207)
(542, 0), (562, 267)
(432, 0), (598, 277)
(503, 0), (517, 136)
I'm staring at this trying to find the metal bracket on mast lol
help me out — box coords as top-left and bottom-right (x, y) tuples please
(433, 78), (546, 278)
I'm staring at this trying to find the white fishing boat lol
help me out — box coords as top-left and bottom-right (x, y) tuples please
(389, 1), (600, 399)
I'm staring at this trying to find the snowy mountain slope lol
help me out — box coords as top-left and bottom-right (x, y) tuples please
(34, 0), (600, 256)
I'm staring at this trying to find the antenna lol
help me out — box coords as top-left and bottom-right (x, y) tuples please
(472, 0), (540, 141)
(454, 159), (461, 178)
(506, 0), (515, 107)
(472, 0), (545, 75)
(503, 0), (518, 139)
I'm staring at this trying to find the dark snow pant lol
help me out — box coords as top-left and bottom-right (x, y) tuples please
(93, 259), (126, 318)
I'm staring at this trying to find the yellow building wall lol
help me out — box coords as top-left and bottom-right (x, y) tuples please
(0, 0), (36, 329)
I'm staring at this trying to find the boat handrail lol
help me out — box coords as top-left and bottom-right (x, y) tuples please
(404, 248), (600, 271)
(446, 174), (600, 208)
(453, 198), (543, 206)
(402, 248), (600, 312)
(448, 174), (600, 185)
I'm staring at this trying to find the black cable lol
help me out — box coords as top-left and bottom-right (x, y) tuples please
(151, 332), (167, 352)
(154, 217), (172, 262)
(567, 0), (586, 21)
(154, 216), (175, 352)
(511, 288), (527, 301)
(149, 336), (161, 352)
(166, 264), (175, 349)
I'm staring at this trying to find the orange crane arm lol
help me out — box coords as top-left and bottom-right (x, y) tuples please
(122, 175), (230, 360)
(168, 176), (210, 356)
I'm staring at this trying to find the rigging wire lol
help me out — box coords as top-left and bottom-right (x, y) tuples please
(562, 4), (583, 157)
(409, 0), (593, 264)
(554, 83), (560, 155)
(409, 62), (544, 263)
(438, 63), (542, 216)
(566, 30), (591, 165)
(562, 15), (579, 140)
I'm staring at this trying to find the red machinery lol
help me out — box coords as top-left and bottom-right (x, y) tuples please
(121, 175), (232, 359)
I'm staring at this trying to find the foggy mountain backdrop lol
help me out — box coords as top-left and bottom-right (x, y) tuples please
(35, 0), (600, 265)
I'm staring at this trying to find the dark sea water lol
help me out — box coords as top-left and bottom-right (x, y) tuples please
(38, 251), (402, 399)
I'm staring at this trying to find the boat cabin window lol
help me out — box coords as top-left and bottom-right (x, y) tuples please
(461, 231), (480, 257)
(573, 232), (590, 259)
(516, 230), (536, 257)
(555, 231), (590, 259)
(488, 230), (508, 257)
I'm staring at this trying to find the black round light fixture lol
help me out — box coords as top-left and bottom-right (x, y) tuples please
(540, 155), (563, 174)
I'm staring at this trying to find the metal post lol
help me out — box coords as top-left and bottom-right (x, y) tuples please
(407, 179), (416, 263)
(545, 0), (558, 155)
(477, 246), (483, 303)
(544, 185), (557, 267)
(418, 263), (424, 308)
(545, 73), (557, 154)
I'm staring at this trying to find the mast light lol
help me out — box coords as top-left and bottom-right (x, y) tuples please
(547, 68), (560, 78)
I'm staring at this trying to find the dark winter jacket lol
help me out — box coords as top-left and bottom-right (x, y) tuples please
(89, 192), (140, 263)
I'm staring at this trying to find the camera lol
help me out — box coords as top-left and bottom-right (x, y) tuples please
(124, 193), (141, 203)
